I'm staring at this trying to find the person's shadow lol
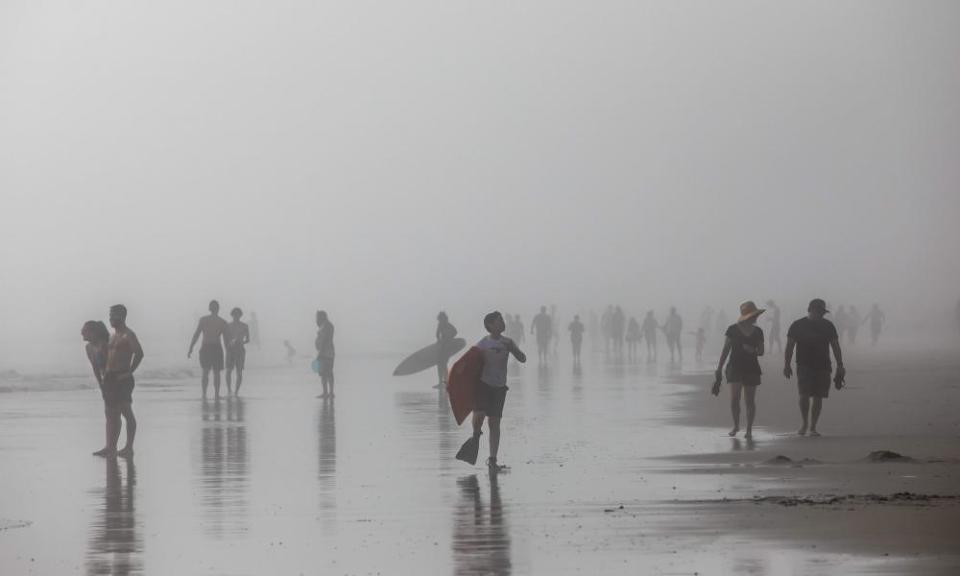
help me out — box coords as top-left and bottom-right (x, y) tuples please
(453, 474), (511, 575)
(86, 457), (140, 575)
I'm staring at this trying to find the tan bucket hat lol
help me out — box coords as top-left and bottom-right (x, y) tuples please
(738, 300), (765, 323)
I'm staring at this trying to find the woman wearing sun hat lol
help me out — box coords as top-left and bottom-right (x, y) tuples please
(713, 301), (765, 439)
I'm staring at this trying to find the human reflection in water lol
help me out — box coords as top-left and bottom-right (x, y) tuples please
(453, 474), (511, 576)
(317, 396), (337, 525)
(197, 397), (248, 538)
(730, 437), (756, 452)
(87, 457), (141, 576)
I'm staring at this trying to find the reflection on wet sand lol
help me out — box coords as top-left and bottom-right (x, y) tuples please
(453, 474), (511, 576)
(317, 397), (336, 523)
(86, 457), (140, 576)
(196, 398), (248, 538)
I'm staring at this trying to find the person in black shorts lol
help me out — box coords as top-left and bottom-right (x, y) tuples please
(713, 301), (765, 439)
(188, 300), (228, 399)
(784, 298), (846, 437)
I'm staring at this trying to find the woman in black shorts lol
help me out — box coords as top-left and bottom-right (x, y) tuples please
(714, 301), (765, 439)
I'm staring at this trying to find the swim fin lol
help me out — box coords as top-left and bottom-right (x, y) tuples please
(455, 434), (480, 465)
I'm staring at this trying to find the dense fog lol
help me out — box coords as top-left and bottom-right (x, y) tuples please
(2, 1), (958, 369)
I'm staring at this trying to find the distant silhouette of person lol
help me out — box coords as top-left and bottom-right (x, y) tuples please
(764, 300), (782, 353)
(691, 327), (706, 361)
(188, 300), (228, 399)
(249, 311), (261, 349)
(472, 312), (526, 471)
(611, 306), (626, 358)
(283, 340), (296, 364)
(784, 299), (845, 437)
(714, 301), (765, 439)
(531, 306), (552, 364)
(568, 314), (585, 365)
(662, 307), (683, 363)
(641, 311), (658, 361)
(94, 304), (143, 457)
(848, 305), (862, 345)
(224, 307), (250, 396)
(864, 303), (885, 346)
(626, 317), (641, 360)
(315, 310), (336, 398)
(715, 309), (729, 336)
(436, 311), (458, 388)
(82, 320), (111, 454)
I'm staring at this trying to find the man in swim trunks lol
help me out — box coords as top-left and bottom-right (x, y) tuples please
(531, 306), (552, 365)
(784, 298), (846, 437)
(188, 300), (229, 399)
(224, 307), (250, 396)
(94, 304), (143, 457)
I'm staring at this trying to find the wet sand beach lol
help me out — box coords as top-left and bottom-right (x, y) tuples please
(0, 348), (958, 575)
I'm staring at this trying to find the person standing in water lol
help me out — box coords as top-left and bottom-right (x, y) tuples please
(641, 310), (658, 361)
(224, 307), (250, 396)
(531, 306), (552, 364)
(568, 314), (585, 366)
(471, 311), (526, 471)
(188, 300), (228, 399)
(94, 304), (143, 457)
(315, 310), (336, 398)
(764, 300), (783, 353)
(713, 302), (765, 439)
(864, 303), (885, 346)
(82, 320), (111, 454)
(663, 307), (683, 363)
(784, 299), (845, 437)
(436, 311), (458, 388)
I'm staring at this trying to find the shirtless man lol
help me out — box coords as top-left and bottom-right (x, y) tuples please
(188, 300), (229, 399)
(224, 307), (250, 396)
(531, 306), (553, 364)
(94, 304), (143, 458)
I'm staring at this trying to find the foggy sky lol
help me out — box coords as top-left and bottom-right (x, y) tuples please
(2, 1), (959, 367)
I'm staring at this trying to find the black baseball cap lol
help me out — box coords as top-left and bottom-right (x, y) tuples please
(808, 298), (829, 314)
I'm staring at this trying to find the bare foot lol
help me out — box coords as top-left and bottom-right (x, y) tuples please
(728, 428), (739, 437)
(744, 430), (753, 439)
(117, 446), (134, 458)
(92, 447), (116, 457)
(797, 426), (808, 436)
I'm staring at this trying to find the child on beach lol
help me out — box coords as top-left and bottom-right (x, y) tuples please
(461, 311), (526, 471)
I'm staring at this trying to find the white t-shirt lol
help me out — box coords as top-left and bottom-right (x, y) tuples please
(477, 335), (516, 388)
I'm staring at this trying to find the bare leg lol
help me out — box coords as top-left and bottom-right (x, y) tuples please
(728, 381), (742, 436)
(118, 403), (136, 456)
(108, 404), (123, 451)
(810, 397), (823, 435)
(213, 370), (222, 399)
(472, 411), (485, 437)
(225, 368), (234, 396)
(744, 385), (757, 438)
(201, 367), (210, 398)
(94, 403), (119, 456)
(235, 368), (243, 395)
(488, 416), (501, 461)
(328, 371), (335, 397)
(798, 395), (810, 435)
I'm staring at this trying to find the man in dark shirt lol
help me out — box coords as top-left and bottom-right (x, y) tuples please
(784, 298), (845, 437)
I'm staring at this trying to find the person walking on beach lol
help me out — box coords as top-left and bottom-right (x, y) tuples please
(713, 302), (765, 439)
(641, 310), (658, 361)
(436, 311), (458, 388)
(784, 298), (845, 437)
(224, 307), (250, 396)
(569, 314), (585, 366)
(626, 316), (641, 360)
(315, 310), (336, 398)
(864, 303), (885, 346)
(531, 306), (552, 364)
(764, 300), (783, 353)
(93, 305), (143, 457)
(469, 311), (526, 471)
(188, 300), (228, 399)
(663, 307), (683, 363)
(692, 327), (706, 361)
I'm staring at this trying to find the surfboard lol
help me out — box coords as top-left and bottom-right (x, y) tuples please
(446, 346), (483, 425)
(392, 338), (467, 377)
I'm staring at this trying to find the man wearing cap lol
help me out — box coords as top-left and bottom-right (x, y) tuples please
(783, 299), (845, 436)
